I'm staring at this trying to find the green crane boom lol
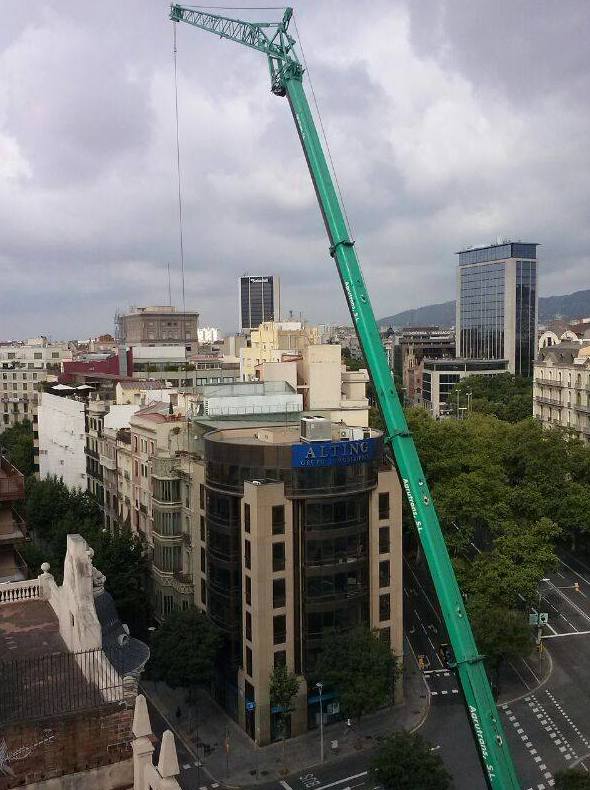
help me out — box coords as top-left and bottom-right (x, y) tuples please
(169, 5), (520, 787)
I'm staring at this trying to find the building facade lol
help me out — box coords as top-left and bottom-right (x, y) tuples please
(204, 420), (402, 744)
(136, 416), (402, 745)
(37, 391), (87, 489)
(456, 242), (538, 377)
(240, 321), (318, 381)
(0, 454), (28, 583)
(117, 306), (199, 347)
(533, 343), (590, 442)
(422, 358), (508, 418)
(1, 340), (69, 431)
(239, 276), (280, 333)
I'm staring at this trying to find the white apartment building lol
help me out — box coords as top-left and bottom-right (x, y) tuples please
(533, 342), (590, 442)
(37, 392), (87, 489)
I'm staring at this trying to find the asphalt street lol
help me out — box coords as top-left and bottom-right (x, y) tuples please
(403, 551), (590, 790)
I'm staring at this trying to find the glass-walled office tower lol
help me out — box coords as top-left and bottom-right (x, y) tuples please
(456, 242), (538, 377)
(239, 275), (280, 332)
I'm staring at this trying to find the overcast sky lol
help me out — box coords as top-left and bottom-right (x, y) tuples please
(1, 1), (589, 340)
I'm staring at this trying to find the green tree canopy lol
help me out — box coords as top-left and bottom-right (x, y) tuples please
(370, 730), (451, 790)
(449, 373), (532, 422)
(269, 663), (300, 713)
(149, 607), (222, 689)
(0, 419), (35, 478)
(313, 627), (398, 720)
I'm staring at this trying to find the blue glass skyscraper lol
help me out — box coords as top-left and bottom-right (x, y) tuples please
(456, 242), (538, 377)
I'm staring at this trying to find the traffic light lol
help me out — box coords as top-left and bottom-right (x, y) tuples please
(574, 582), (580, 593)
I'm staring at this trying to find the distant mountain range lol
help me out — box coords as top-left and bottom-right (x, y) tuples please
(379, 289), (590, 328)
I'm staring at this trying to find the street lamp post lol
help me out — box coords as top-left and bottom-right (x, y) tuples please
(536, 578), (551, 671)
(316, 682), (324, 763)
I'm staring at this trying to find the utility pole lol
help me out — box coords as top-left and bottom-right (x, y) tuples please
(316, 682), (324, 763)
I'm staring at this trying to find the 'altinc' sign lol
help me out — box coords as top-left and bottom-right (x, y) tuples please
(291, 439), (377, 468)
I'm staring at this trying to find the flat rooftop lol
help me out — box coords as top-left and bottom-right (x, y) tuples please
(0, 600), (66, 661)
(0, 601), (109, 725)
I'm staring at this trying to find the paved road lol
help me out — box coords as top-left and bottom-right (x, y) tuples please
(403, 551), (590, 790)
(498, 552), (590, 790)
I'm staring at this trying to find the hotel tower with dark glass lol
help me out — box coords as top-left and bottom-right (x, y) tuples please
(201, 417), (402, 745)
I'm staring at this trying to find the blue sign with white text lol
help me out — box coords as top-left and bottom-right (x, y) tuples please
(291, 438), (377, 468)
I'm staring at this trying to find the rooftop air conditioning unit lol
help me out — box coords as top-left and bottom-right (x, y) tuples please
(300, 415), (331, 442)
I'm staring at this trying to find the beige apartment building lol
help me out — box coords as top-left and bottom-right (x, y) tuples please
(256, 343), (370, 427)
(240, 321), (320, 380)
(533, 342), (590, 442)
(1, 339), (70, 433)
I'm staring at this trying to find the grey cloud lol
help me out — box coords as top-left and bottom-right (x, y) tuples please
(0, 0), (589, 339)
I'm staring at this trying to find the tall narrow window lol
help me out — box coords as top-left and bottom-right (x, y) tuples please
(272, 505), (285, 535)
(272, 542), (285, 572)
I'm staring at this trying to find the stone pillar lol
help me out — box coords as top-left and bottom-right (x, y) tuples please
(132, 694), (154, 790)
(38, 562), (53, 599)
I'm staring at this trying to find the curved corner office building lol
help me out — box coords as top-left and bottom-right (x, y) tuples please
(202, 416), (402, 745)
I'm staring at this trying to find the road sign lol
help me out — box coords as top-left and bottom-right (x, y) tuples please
(539, 613), (549, 625)
(529, 613), (539, 626)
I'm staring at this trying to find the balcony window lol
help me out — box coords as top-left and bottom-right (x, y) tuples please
(153, 509), (181, 536)
(153, 478), (180, 503)
(244, 503), (251, 534)
(244, 539), (251, 570)
(246, 610), (252, 641)
(245, 574), (252, 605)
(379, 560), (390, 588)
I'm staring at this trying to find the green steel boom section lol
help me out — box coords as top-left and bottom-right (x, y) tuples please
(170, 5), (520, 788)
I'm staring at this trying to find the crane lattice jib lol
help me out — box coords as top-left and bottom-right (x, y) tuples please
(170, 4), (521, 788)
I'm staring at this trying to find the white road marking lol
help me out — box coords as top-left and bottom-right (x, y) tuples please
(281, 783), (294, 790)
(543, 629), (590, 639)
(559, 556), (590, 586)
(314, 772), (368, 790)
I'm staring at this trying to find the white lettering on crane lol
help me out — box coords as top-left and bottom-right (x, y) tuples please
(468, 706), (496, 780)
(344, 280), (359, 320)
(402, 478), (422, 532)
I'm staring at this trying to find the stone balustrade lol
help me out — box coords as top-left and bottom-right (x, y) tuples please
(0, 577), (42, 605)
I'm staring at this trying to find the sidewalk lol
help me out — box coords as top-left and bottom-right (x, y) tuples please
(142, 639), (429, 787)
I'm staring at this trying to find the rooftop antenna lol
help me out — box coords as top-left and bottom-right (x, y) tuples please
(167, 263), (172, 308)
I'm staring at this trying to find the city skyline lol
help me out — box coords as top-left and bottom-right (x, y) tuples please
(1, 1), (589, 339)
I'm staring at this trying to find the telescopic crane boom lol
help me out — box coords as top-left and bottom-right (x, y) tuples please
(169, 5), (521, 788)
